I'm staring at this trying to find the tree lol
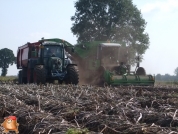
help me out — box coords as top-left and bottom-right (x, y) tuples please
(174, 67), (178, 76)
(164, 73), (171, 81)
(71, 0), (149, 55)
(156, 74), (162, 81)
(0, 48), (15, 76)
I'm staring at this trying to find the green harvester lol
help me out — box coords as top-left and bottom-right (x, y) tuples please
(71, 41), (155, 86)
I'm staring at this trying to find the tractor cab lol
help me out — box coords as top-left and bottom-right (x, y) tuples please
(98, 43), (130, 75)
(43, 45), (63, 58)
(39, 41), (72, 81)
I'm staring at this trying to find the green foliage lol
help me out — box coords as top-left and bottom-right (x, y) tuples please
(66, 128), (89, 134)
(0, 48), (15, 76)
(71, 0), (149, 55)
(0, 76), (17, 81)
(155, 73), (178, 82)
(156, 74), (162, 81)
(174, 67), (178, 76)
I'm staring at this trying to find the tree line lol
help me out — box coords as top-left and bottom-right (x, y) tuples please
(155, 68), (178, 82)
(155, 74), (178, 82)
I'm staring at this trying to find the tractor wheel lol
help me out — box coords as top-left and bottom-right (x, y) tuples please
(65, 66), (79, 85)
(48, 80), (54, 84)
(27, 68), (33, 83)
(22, 68), (27, 84)
(58, 80), (63, 84)
(136, 67), (146, 75)
(18, 70), (27, 84)
(18, 70), (22, 84)
(33, 65), (46, 84)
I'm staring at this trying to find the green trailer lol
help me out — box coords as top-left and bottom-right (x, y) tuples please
(71, 41), (155, 86)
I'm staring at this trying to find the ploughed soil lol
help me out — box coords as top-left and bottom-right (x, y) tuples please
(0, 84), (178, 134)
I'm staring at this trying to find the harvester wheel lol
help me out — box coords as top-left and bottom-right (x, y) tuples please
(136, 67), (146, 75)
(97, 66), (106, 86)
(33, 65), (46, 84)
(65, 66), (79, 85)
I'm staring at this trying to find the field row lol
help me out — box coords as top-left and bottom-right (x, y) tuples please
(0, 84), (178, 133)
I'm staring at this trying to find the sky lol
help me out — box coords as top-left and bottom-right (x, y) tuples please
(0, 0), (178, 76)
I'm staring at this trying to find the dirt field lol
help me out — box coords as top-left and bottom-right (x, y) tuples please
(0, 84), (178, 134)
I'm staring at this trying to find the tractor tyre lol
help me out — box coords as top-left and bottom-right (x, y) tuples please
(18, 70), (27, 84)
(22, 68), (27, 84)
(65, 66), (79, 85)
(18, 70), (22, 84)
(33, 65), (46, 84)
(136, 67), (146, 75)
(58, 80), (63, 84)
(27, 68), (33, 83)
(48, 80), (54, 84)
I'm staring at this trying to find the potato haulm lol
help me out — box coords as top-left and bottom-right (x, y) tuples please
(0, 84), (178, 133)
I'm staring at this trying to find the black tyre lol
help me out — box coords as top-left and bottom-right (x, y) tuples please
(136, 67), (146, 75)
(97, 66), (106, 86)
(18, 70), (22, 84)
(33, 65), (46, 84)
(27, 68), (33, 83)
(48, 80), (54, 84)
(58, 80), (63, 84)
(65, 66), (79, 85)
(18, 70), (27, 84)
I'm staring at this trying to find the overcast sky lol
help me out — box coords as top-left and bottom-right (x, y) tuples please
(0, 0), (178, 76)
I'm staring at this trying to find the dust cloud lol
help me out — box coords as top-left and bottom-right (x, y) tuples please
(68, 45), (136, 85)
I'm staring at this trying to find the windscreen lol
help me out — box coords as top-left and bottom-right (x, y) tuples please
(100, 46), (128, 66)
(43, 45), (62, 58)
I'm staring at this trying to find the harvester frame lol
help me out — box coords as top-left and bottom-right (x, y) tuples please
(72, 41), (155, 86)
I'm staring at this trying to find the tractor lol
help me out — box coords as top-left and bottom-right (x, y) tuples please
(16, 38), (79, 84)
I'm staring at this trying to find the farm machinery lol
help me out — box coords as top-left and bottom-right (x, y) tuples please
(16, 38), (79, 84)
(72, 41), (155, 86)
(16, 38), (154, 86)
